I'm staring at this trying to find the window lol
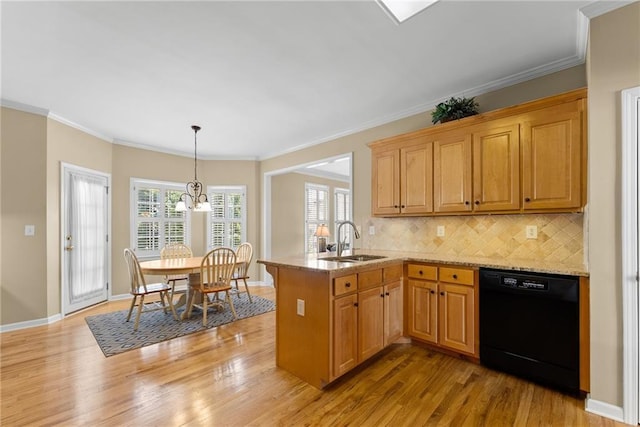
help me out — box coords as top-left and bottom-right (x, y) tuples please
(130, 179), (190, 258)
(305, 183), (329, 253)
(207, 186), (246, 250)
(334, 187), (352, 248)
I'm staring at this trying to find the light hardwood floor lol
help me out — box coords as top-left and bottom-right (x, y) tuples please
(0, 286), (625, 426)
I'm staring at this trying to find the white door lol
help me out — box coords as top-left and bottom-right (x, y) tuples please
(62, 164), (110, 315)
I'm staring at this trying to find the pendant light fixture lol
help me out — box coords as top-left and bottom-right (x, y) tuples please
(175, 125), (211, 212)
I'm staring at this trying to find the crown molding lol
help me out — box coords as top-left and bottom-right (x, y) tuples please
(48, 112), (113, 143)
(112, 139), (259, 161)
(580, 0), (635, 19)
(1, 98), (49, 116)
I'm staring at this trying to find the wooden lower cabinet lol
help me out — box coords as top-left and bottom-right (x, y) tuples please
(358, 287), (385, 361)
(331, 264), (403, 380)
(407, 264), (477, 357)
(333, 293), (358, 378)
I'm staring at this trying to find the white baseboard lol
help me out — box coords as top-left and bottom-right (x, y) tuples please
(1, 313), (62, 333)
(585, 395), (625, 423)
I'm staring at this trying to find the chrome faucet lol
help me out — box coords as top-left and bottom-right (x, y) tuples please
(336, 221), (361, 257)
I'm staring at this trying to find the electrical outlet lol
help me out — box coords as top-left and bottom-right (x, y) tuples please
(526, 225), (538, 239)
(296, 299), (305, 316)
(437, 225), (445, 237)
(369, 226), (375, 235)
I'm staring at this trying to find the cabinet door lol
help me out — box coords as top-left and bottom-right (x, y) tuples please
(438, 283), (474, 354)
(400, 140), (433, 214)
(472, 123), (520, 212)
(522, 103), (583, 210)
(333, 294), (358, 378)
(358, 286), (385, 362)
(407, 279), (438, 343)
(372, 148), (400, 215)
(383, 280), (403, 346)
(434, 134), (473, 212)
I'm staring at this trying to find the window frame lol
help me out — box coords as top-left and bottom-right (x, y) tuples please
(206, 185), (247, 250)
(304, 183), (329, 254)
(130, 178), (191, 260)
(334, 186), (352, 247)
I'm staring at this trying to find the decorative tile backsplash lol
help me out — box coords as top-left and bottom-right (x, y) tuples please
(359, 214), (585, 267)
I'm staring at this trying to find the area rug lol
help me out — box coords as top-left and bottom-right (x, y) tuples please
(85, 294), (275, 357)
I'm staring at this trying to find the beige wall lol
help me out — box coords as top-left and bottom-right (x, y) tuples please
(1, 109), (48, 323)
(271, 173), (348, 258)
(587, 1), (640, 407)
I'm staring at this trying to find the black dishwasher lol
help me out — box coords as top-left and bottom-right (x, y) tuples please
(479, 268), (580, 394)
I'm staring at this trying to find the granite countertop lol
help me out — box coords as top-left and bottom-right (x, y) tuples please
(257, 249), (588, 277)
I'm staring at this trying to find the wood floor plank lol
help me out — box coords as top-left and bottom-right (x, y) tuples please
(0, 286), (627, 426)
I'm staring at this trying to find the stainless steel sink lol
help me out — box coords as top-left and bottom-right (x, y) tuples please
(321, 254), (387, 263)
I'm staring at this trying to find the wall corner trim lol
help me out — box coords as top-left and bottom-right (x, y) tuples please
(585, 396), (625, 423)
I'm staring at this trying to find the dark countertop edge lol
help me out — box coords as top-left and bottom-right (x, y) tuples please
(257, 252), (588, 278)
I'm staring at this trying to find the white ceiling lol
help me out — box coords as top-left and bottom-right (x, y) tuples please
(0, 1), (625, 160)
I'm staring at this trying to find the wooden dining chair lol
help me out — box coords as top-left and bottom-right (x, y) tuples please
(232, 242), (253, 303)
(160, 243), (193, 302)
(185, 247), (237, 326)
(123, 248), (177, 331)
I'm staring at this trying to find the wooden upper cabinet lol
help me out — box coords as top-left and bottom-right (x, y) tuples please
(522, 102), (583, 210)
(372, 137), (433, 216)
(369, 88), (586, 216)
(372, 148), (400, 215)
(472, 123), (521, 212)
(400, 140), (433, 214)
(433, 134), (472, 213)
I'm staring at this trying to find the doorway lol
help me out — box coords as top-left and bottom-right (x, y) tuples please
(61, 163), (111, 315)
(622, 86), (640, 425)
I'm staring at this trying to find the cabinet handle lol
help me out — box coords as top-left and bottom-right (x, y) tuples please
(345, 282), (351, 287)
(474, 200), (480, 205)
(525, 197), (531, 202)
(453, 274), (458, 279)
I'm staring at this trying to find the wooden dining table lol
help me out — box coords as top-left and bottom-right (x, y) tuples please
(139, 256), (203, 320)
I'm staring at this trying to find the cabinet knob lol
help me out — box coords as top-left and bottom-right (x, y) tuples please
(465, 201), (470, 205)
(385, 292), (390, 296)
(525, 197), (531, 202)
(430, 290), (435, 294)
(474, 200), (480, 205)
(354, 302), (359, 307)
(453, 274), (458, 279)
(345, 282), (351, 287)
(380, 293), (384, 298)
(440, 292), (445, 296)
(418, 270), (423, 275)
(401, 205), (405, 208)
(394, 205), (399, 208)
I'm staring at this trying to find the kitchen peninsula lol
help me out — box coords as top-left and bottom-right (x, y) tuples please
(258, 250), (589, 390)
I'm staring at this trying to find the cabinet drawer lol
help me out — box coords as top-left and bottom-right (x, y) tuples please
(384, 264), (403, 282)
(358, 269), (383, 290)
(407, 264), (437, 280)
(334, 274), (358, 296)
(439, 267), (474, 286)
